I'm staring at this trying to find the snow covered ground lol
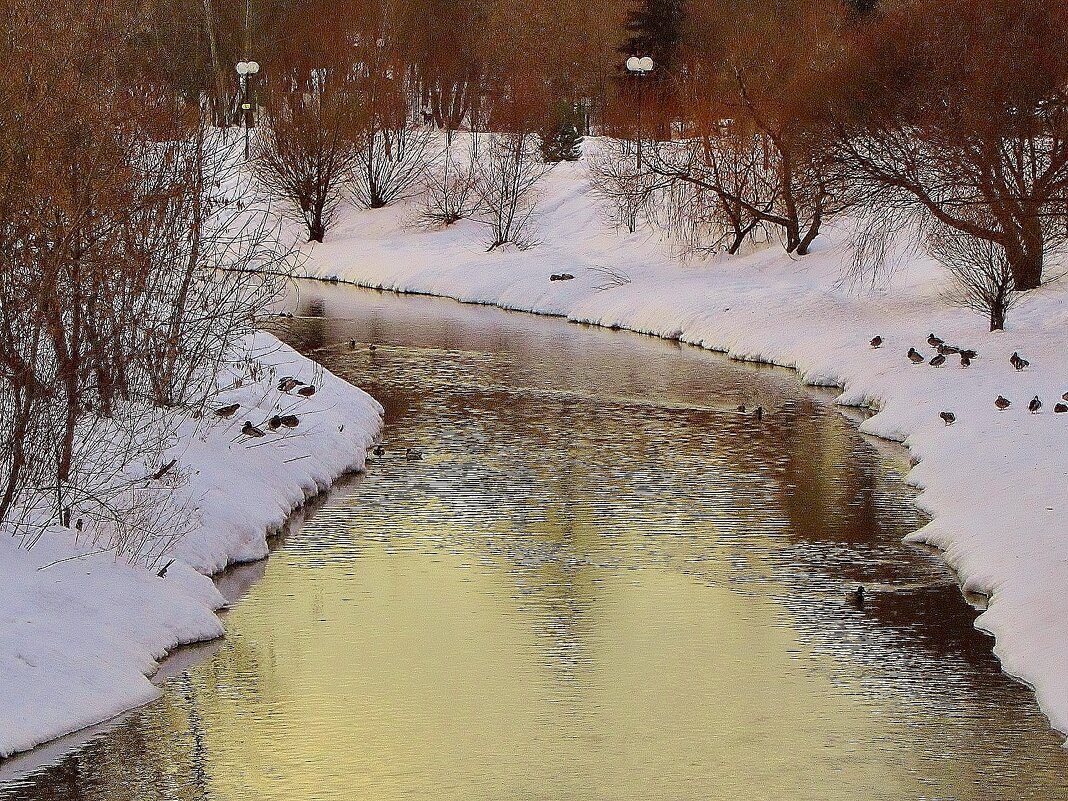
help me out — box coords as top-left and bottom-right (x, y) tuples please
(291, 147), (1068, 741)
(0, 332), (382, 758)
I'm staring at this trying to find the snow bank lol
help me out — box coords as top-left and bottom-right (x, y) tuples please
(294, 151), (1068, 740)
(0, 332), (382, 758)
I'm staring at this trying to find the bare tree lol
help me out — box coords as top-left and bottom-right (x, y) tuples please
(352, 120), (437, 209)
(833, 0), (1068, 291)
(253, 92), (359, 242)
(0, 0), (286, 566)
(837, 125), (1068, 293)
(644, 118), (843, 256)
(927, 222), (1021, 332)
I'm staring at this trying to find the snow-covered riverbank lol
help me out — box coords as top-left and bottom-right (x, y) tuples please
(0, 332), (382, 758)
(293, 155), (1068, 741)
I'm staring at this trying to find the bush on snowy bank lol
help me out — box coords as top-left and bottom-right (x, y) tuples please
(418, 134), (484, 228)
(474, 133), (553, 251)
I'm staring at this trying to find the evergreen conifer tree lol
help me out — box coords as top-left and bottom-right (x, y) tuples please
(539, 103), (584, 163)
(620, 0), (686, 70)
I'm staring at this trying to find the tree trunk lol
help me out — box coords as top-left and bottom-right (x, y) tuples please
(1007, 215), (1044, 291)
(202, 0), (230, 128)
(990, 301), (1006, 332)
(795, 207), (823, 256)
(0, 383), (33, 524)
(309, 211), (325, 243)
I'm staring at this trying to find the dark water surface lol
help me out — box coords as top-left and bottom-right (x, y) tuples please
(3, 282), (1067, 800)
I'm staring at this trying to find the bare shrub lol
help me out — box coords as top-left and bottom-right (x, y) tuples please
(588, 139), (663, 234)
(475, 133), (552, 251)
(418, 135), (482, 227)
(588, 264), (633, 292)
(353, 121), (437, 209)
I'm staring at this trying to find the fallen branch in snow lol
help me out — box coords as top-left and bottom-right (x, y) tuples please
(588, 264), (633, 292)
(35, 549), (109, 571)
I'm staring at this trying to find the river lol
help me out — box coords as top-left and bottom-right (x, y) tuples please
(2, 282), (1066, 800)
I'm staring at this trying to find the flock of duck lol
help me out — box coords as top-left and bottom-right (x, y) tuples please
(214, 375), (318, 439)
(871, 333), (1067, 425)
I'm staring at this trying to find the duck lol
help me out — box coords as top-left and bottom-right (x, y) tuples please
(268, 414), (282, 430)
(372, 444), (386, 457)
(870, 336), (882, 348)
(847, 585), (865, 607)
(214, 403), (240, 419)
(961, 349), (978, 360)
(908, 347), (925, 364)
(278, 376), (303, 393)
(1010, 352), (1029, 371)
(1055, 403), (1068, 414)
(938, 343), (960, 355)
(152, 459), (177, 480)
(241, 420), (265, 437)
(940, 411), (956, 426)
(959, 353), (971, 367)
(405, 448), (423, 461)
(279, 414), (299, 428)
(1062, 392), (1068, 402)
(995, 395), (1012, 411)
(754, 406), (764, 421)
(349, 340), (357, 349)
(296, 385), (317, 398)
(927, 334), (944, 348)
(1029, 395), (1043, 414)
(929, 354), (946, 367)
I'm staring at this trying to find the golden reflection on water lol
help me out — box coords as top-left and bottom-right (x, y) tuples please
(3, 284), (1068, 801)
(191, 548), (913, 801)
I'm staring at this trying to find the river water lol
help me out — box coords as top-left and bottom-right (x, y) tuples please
(2, 282), (1066, 800)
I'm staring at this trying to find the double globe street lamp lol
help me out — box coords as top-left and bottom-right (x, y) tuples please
(236, 59), (261, 159)
(625, 56), (654, 169)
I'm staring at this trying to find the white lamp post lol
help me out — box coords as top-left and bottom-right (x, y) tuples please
(236, 60), (261, 159)
(625, 56), (655, 169)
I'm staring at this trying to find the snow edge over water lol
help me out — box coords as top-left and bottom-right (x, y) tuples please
(0, 332), (383, 759)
